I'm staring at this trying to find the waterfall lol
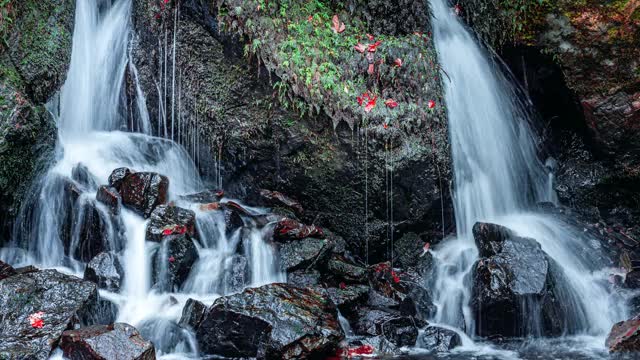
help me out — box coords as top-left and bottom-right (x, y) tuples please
(1, 0), (283, 357)
(428, 0), (625, 342)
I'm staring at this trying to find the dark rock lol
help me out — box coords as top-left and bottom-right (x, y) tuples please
(96, 185), (122, 215)
(471, 222), (569, 337)
(223, 255), (248, 293)
(146, 205), (197, 242)
(71, 198), (120, 262)
(222, 202), (245, 234)
(119, 172), (169, 218)
(179, 189), (224, 203)
(152, 234), (198, 291)
(0, 269), (98, 359)
(606, 316), (640, 352)
(84, 252), (125, 291)
(259, 189), (304, 216)
(71, 163), (98, 190)
(60, 323), (155, 360)
(195, 283), (344, 359)
(179, 298), (207, 329)
(419, 326), (462, 352)
(0, 260), (16, 280)
(278, 237), (333, 272)
(81, 296), (119, 326)
(288, 269), (321, 287)
(327, 254), (367, 283)
(108, 167), (133, 191)
(399, 273), (437, 321)
(381, 316), (420, 347)
(274, 218), (324, 242)
(624, 271), (640, 289)
(322, 285), (370, 315)
(354, 309), (396, 336)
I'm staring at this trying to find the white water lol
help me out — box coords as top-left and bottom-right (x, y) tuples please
(1, 0), (283, 358)
(428, 0), (626, 345)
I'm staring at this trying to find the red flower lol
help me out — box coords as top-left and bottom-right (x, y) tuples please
(368, 41), (382, 53)
(168, 256), (176, 263)
(28, 312), (44, 329)
(354, 43), (367, 53)
(428, 100), (436, 109)
(384, 99), (398, 109)
(364, 96), (377, 113)
(339, 282), (346, 289)
(394, 58), (403, 67)
(331, 15), (346, 33)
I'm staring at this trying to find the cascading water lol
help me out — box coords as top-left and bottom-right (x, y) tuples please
(1, 0), (283, 358)
(428, 0), (626, 348)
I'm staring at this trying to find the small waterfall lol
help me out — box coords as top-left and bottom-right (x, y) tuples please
(428, 0), (625, 341)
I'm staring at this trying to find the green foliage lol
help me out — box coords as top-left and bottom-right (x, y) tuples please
(0, 0), (14, 47)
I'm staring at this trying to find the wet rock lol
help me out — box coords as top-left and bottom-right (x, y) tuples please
(606, 316), (640, 352)
(223, 255), (248, 293)
(624, 271), (640, 289)
(322, 285), (370, 315)
(287, 269), (321, 287)
(73, 198), (124, 262)
(354, 309), (396, 336)
(60, 323), (155, 360)
(84, 252), (125, 292)
(179, 298), (207, 329)
(343, 337), (398, 357)
(354, 309), (421, 347)
(381, 316), (421, 347)
(0, 260), (16, 280)
(259, 189), (304, 216)
(419, 326), (462, 352)
(137, 318), (190, 354)
(278, 237), (333, 272)
(108, 167), (133, 191)
(81, 296), (119, 326)
(119, 172), (169, 218)
(471, 222), (567, 337)
(96, 185), (122, 215)
(179, 189), (224, 203)
(221, 202), (245, 234)
(273, 218), (324, 242)
(399, 273), (437, 321)
(145, 205), (197, 242)
(327, 254), (367, 283)
(71, 163), (98, 190)
(0, 269), (98, 359)
(151, 234), (198, 292)
(195, 283), (344, 359)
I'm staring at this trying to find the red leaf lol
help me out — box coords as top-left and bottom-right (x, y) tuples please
(364, 96), (377, 113)
(28, 312), (44, 329)
(428, 100), (436, 109)
(168, 256), (176, 263)
(308, 15), (313, 22)
(349, 344), (375, 356)
(424, 242), (430, 252)
(367, 63), (375, 75)
(354, 42), (366, 53)
(383, 122), (388, 129)
(339, 282), (346, 289)
(162, 228), (173, 236)
(368, 41), (382, 52)
(384, 99), (398, 109)
(366, 33), (375, 41)
(394, 58), (403, 67)
(331, 15), (345, 33)
(356, 96), (363, 106)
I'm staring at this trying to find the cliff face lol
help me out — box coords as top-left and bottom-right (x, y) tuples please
(130, 0), (453, 262)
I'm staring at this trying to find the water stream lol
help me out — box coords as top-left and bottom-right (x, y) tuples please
(427, 0), (626, 354)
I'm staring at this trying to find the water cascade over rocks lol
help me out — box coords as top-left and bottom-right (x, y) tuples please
(427, 0), (627, 351)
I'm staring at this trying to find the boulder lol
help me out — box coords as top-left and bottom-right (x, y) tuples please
(278, 237), (333, 272)
(179, 189), (224, 203)
(151, 234), (198, 292)
(321, 285), (370, 316)
(195, 283), (344, 359)
(0, 269), (98, 359)
(354, 309), (397, 336)
(419, 326), (462, 352)
(145, 205), (197, 242)
(273, 218), (324, 242)
(84, 252), (125, 291)
(136, 318), (192, 354)
(327, 254), (367, 283)
(0, 260), (16, 280)
(119, 171), (169, 218)
(71, 163), (98, 190)
(179, 298), (207, 330)
(96, 185), (122, 215)
(71, 199), (120, 262)
(108, 167), (133, 191)
(223, 255), (248, 293)
(287, 269), (321, 287)
(471, 222), (568, 337)
(60, 323), (155, 360)
(607, 316), (640, 352)
(259, 189), (304, 216)
(354, 309), (420, 347)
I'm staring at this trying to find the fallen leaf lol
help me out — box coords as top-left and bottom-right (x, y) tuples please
(339, 282), (346, 289)
(354, 43), (367, 53)
(331, 15), (345, 33)
(384, 99), (398, 108)
(394, 58), (403, 67)
(366, 33), (375, 41)
(364, 96), (377, 113)
(162, 228), (173, 236)
(28, 312), (45, 329)
(368, 41), (382, 52)
(168, 256), (176, 263)
(367, 63), (375, 75)
(428, 100), (436, 109)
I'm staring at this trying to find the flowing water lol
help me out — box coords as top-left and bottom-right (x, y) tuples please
(426, 0), (627, 356)
(1, 0), (283, 358)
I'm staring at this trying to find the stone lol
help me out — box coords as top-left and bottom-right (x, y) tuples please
(145, 205), (197, 242)
(0, 269), (98, 360)
(419, 326), (462, 352)
(179, 189), (224, 203)
(327, 254), (367, 283)
(273, 218), (324, 242)
(178, 298), (207, 329)
(151, 234), (198, 292)
(0, 260), (16, 281)
(84, 252), (124, 291)
(287, 269), (321, 287)
(119, 171), (169, 218)
(96, 185), (122, 215)
(108, 167), (133, 191)
(259, 189), (304, 216)
(195, 283), (344, 359)
(278, 237), (333, 272)
(223, 255), (248, 293)
(60, 323), (155, 360)
(606, 315), (640, 352)
(71, 163), (98, 190)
